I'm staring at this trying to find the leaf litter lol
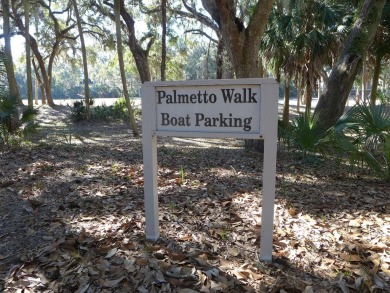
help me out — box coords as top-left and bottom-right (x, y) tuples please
(0, 106), (389, 292)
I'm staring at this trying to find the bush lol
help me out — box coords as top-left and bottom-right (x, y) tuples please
(378, 90), (390, 105)
(69, 98), (140, 123)
(113, 97), (141, 121)
(0, 96), (39, 145)
(289, 112), (326, 157)
(333, 104), (390, 180)
(69, 100), (87, 122)
(91, 104), (117, 121)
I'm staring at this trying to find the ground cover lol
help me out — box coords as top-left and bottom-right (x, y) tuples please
(0, 105), (389, 292)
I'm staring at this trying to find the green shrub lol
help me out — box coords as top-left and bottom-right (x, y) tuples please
(277, 119), (293, 151)
(91, 104), (117, 121)
(378, 90), (390, 105)
(333, 104), (390, 180)
(0, 96), (39, 145)
(69, 98), (140, 123)
(114, 97), (141, 121)
(113, 98), (129, 121)
(289, 112), (326, 157)
(70, 100), (87, 122)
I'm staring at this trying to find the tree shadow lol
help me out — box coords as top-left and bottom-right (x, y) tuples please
(1, 129), (389, 291)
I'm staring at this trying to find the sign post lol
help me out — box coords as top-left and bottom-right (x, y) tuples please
(141, 78), (278, 262)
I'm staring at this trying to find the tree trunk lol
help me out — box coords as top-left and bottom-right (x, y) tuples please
(161, 0), (167, 81)
(202, 0), (274, 151)
(304, 82), (312, 115)
(362, 58), (367, 103)
(24, 0), (33, 108)
(314, 0), (385, 131)
(72, 0), (90, 119)
(296, 79), (302, 113)
(113, 0), (153, 83)
(282, 78), (290, 126)
(11, 4), (55, 106)
(216, 39), (223, 79)
(32, 57), (46, 105)
(370, 55), (381, 106)
(1, 0), (21, 104)
(115, 0), (139, 136)
(258, 59), (264, 78)
(356, 84), (361, 104)
(34, 2), (39, 105)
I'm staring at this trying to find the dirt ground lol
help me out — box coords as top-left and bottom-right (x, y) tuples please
(0, 105), (389, 292)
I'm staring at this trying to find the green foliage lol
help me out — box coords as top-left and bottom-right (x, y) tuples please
(277, 119), (293, 151)
(378, 90), (390, 104)
(290, 112), (326, 157)
(0, 48), (38, 145)
(333, 104), (390, 180)
(91, 104), (118, 121)
(69, 98), (140, 123)
(113, 97), (141, 120)
(0, 96), (39, 145)
(282, 104), (390, 180)
(113, 98), (130, 121)
(70, 100), (87, 122)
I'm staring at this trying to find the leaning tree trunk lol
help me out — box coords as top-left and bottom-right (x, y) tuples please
(1, 0), (21, 104)
(72, 0), (90, 119)
(314, 0), (385, 131)
(115, 0), (139, 136)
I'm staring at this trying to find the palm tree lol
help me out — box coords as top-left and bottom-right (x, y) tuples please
(292, 0), (349, 115)
(261, 5), (295, 125)
(262, 0), (349, 122)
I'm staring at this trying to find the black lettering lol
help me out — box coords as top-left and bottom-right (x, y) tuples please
(157, 91), (166, 104)
(190, 94), (197, 103)
(233, 117), (242, 128)
(248, 88), (258, 103)
(170, 116), (178, 126)
(197, 91), (202, 103)
(244, 117), (252, 131)
(221, 89), (234, 103)
(234, 92), (242, 103)
(209, 94), (217, 103)
(161, 113), (170, 125)
(195, 113), (204, 126)
(219, 113), (228, 127)
(177, 93), (189, 103)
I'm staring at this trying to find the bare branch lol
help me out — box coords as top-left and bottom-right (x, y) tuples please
(185, 29), (218, 43)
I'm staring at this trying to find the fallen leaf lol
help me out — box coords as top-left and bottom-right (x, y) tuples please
(104, 247), (118, 258)
(228, 247), (239, 257)
(101, 276), (125, 288)
(339, 253), (361, 262)
(124, 259), (136, 272)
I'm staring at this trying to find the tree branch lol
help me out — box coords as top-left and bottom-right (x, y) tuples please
(178, 0), (219, 33)
(185, 29), (218, 43)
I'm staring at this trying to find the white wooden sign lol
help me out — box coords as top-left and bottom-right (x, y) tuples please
(141, 78), (278, 262)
